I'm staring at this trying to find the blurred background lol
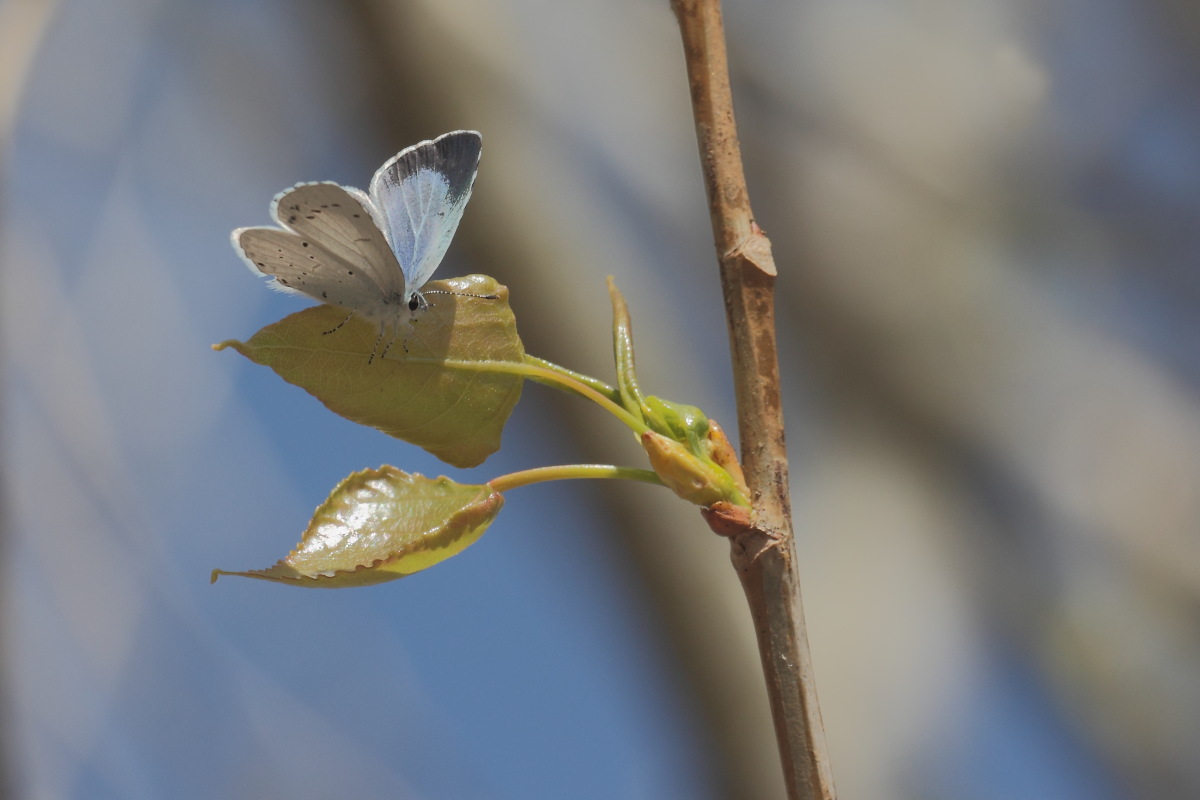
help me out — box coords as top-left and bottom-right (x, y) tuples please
(2, 0), (1198, 798)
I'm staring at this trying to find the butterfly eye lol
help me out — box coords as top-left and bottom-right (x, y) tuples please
(408, 295), (421, 312)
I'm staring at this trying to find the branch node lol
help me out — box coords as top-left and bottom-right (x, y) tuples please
(726, 229), (777, 277)
(701, 500), (753, 537)
(701, 503), (784, 572)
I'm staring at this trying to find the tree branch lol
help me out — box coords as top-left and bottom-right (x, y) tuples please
(670, 1), (837, 798)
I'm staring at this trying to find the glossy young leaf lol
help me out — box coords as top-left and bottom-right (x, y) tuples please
(217, 274), (523, 468)
(212, 466), (503, 587)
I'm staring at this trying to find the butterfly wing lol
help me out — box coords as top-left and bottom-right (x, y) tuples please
(232, 182), (405, 316)
(368, 130), (482, 299)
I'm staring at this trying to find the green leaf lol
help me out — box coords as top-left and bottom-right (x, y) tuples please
(642, 395), (709, 443)
(212, 466), (504, 588)
(607, 276), (646, 425)
(217, 275), (524, 468)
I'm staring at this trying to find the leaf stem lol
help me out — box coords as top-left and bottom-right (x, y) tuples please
(488, 465), (664, 494)
(523, 355), (622, 403)
(428, 357), (649, 434)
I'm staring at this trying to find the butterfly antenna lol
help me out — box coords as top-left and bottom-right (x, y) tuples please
(323, 311), (356, 336)
(423, 289), (500, 302)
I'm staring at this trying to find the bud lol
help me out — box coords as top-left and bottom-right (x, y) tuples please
(704, 420), (749, 502)
(641, 431), (733, 507)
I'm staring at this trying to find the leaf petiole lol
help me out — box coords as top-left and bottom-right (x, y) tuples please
(424, 357), (649, 434)
(522, 355), (622, 404)
(488, 464), (664, 494)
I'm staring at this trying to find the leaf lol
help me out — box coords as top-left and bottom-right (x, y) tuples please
(212, 466), (504, 588)
(607, 276), (646, 425)
(217, 275), (524, 468)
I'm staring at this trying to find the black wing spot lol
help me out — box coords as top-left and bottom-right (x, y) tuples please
(302, 241), (310, 248)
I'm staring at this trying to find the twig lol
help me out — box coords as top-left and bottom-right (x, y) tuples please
(669, 1), (837, 798)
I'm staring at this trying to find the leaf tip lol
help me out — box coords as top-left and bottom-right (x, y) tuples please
(212, 339), (245, 353)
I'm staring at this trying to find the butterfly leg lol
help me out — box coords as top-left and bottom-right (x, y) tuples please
(372, 315), (412, 363)
(323, 311), (356, 336)
(367, 325), (388, 364)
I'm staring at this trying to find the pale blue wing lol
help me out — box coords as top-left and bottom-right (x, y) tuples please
(368, 130), (482, 300)
(232, 182), (406, 319)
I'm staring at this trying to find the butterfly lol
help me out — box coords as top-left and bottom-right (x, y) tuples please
(232, 130), (489, 359)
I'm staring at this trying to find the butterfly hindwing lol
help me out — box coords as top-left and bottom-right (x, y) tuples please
(232, 224), (388, 312)
(369, 130), (482, 298)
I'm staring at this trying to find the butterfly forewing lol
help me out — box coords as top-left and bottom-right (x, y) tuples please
(369, 130), (482, 296)
(269, 182), (404, 298)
